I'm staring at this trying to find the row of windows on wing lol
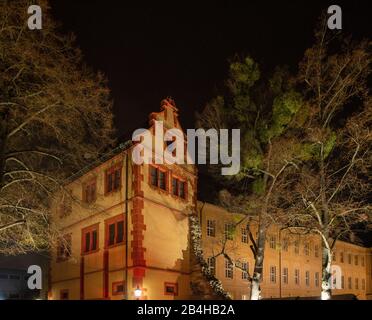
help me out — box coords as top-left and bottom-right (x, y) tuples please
(149, 165), (187, 199)
(57, 215), (125, 260)
(206, 220), (367, 265)
(331, 251), (365, 266)
(337, 276), (366, 291)
(206, 257), (367, 290)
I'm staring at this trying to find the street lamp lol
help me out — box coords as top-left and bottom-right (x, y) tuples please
(134, 286), (142, 300)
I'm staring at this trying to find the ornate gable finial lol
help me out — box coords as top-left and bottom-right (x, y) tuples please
(149, 97), (181, 129)
(161, 96), (178, 111)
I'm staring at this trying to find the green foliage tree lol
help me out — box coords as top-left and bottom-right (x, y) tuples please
(197, 56), (304, 299)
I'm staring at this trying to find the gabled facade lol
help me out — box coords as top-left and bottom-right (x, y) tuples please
(50, 98), (196, 300)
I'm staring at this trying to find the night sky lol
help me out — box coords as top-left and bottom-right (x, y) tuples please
(50, 0), (372, 139)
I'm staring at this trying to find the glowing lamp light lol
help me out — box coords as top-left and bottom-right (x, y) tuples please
(134, 286), (142, 299)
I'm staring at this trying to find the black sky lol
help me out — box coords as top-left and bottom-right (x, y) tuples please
(50, 0), (371, 138)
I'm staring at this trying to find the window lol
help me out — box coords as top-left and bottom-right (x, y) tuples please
(112, 281), (125, 296)
(224, 223), (234, 241)
(207, 257), (216, 276)
(225, 259), (233, 279)
(241, 262), (249, 280)
(82, 224), (99, 254)
(315, 272), (320, 287)
(57, 234), (72, 262)
(340, 252), (344, 263)
(304, 242), (310, 256)
(150, 166), (158, 186)
(355, 278), (359, 290)
(60, 289), (69, 300)
(206, 220), (216, 237)
(164, 282), (178, 296)
(332, 251), (336, 262)
(314, 245), (319, 258)
(348, 254), (352, 264)
(295, 269), (300, 285)
(269, 235), (276, 249)
(149, 166), (167, 191)
(282, 238), (289, 252)
(83, 179), (96, 204)
(294, 240), (299, 255)
(270, 266), (276, 283)
(341, 276), (345, 289)
(59, 197), (72, 219)
(105, 165), (121, 194)
(282, 267), (288, 284)
(171, 176), (187, 199)
(362, 279), (365, 290)
(354, 255), (358, 266)
(241, 228), (248, 244)
(179, 180), (186, 199)
(348, 277), (352, 289)
(105, 215), (125, 248)
(305, 271), (310, 286)
(361, 256), (365, 266)
(159, 170), (166, 190)
(171, 177), (178, 196)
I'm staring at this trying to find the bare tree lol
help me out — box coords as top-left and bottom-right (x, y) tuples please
(0, 0), (115, 254)
(284, 17), (371, 300)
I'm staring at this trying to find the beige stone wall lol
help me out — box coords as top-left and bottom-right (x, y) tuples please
(198, 201), (370, 300)
(50, 152), (129, 300)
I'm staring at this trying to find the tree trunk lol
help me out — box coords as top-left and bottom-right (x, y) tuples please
(321, 244), (332, 300)
(250, 223), (266, 300)
(319, 143), (332, 300)
(251, 278), (261, 300)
